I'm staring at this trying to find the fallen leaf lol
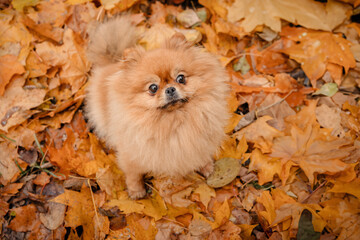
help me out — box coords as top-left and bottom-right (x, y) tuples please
(313, 83), (338, 97)
(0, 182), (24, 196)
(328, 178), (360, 199)
(207, 158), (241, 188)
(250, 149), (281, 185)
(39, 202), (66, 230)
(33, 172), (51, 186)
(51, 185), (109, 239)
(0, 54), (25, 96)
(280, 27), (355, 86)
(235, 116), (284, 153)
(0, 76), (46, 132)
(297, 209), (321, 240)
(192, 182), (216, 208)
(8, 204), (40, 232)
(227, 0), (350, 32)
(0, 142), (20, 184)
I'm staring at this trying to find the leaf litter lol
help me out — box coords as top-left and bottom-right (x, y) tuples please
(1, 0), (360, 239)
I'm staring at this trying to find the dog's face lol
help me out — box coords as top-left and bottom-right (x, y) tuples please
(121, 34), (209, 112)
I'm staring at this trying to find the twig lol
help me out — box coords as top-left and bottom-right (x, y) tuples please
(301, 180), (327, 204)
(87, 179), (101, 232)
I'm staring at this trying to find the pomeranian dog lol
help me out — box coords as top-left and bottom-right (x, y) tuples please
(86, 17), (229, 199)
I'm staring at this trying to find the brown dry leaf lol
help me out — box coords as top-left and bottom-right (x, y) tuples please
(33, 172), (51, 186)
(227, 0), (350, 32)
(138, 193), (167, 221)
(199, 0), (227, 19)
(235, 116), (284, 153)
(192, 182), (216, 208)
(0, 14), (33, 63)
(328, 178), (360, 199)
(126, 214), (157, 240)
(47, 127), (95, 176)
(139, 24), (176, 50)
(271, 123), (353, 184)
(280, 27), (356, 86)
(51, 185), (109, 239)
(23, 15), (64, 43)
(0, 142), (21, 184)
(250, 149), (281, 185)
(153, 177), (194, 204)
(36, 28), (90, 94)
(0, 182), (24, 196)
(96, 167), (125, 196)
(39, 202), (66, 230)
(318, 197), (360, 240)
(217, 135), (248, 160)
(315, 104), (344, 137)
(0, 76), (46, 132)
(25, 50), (49, 78)
(0, 54), (25, 96)
(8, 204), (40, 232)
(26, 0), (69, 28)
(148, 1), (181, 26)
(156, 219), (184, 239)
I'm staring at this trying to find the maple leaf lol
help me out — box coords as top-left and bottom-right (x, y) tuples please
(318, 197), (360, 240)
(51, 185), (109, 239)
(235, 115), (284, 153)
(227, 0), (350, 32)
(0, 76), (46, 132)
(270, 123), (354, 184)
(328, 178), (360, 199)
(280, 27), (356, 86)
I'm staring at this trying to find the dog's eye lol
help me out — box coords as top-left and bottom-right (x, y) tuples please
(176, 74), (186, 84)
(149, 84), (158, 94)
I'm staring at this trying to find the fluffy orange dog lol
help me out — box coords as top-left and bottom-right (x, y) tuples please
(86, 17), (229, 199)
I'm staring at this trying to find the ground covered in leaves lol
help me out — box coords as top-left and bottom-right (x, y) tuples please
(1, 0), (360, 239)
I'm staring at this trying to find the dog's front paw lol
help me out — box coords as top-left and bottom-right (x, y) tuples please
(128, 187), (146, 200)
(199, 161), (214, 178)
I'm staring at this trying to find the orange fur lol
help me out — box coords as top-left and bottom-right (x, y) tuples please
(86, 17), (230, 199)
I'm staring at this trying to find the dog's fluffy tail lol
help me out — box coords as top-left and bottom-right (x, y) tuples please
(87, 17), (137, 66)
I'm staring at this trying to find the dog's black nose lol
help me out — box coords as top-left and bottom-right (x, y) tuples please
(165, 87), (176, 96)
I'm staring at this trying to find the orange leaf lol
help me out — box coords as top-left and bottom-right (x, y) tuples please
(0, 54), (25, 96)
(328, 178), (360, 199)
(250, 149), (281, 185)
(280, 27), (356, 86)
(8, 204), (40, 232)
(33, 172), (51, 186)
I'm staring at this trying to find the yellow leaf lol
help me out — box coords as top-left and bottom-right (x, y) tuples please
(328, 178), (360, 199)
(227, 0), (350, 32)
(139, 24), (175, 50)
(199, 0), (227, 19)
(11, 0), (39, 11)
(138, 193), (167, 221)
(192, 183), (216, 208)
(235, 116), (284, 153)
(213, 200), (231, 228)
(51, 186), (109, 238)
(250, 149), (281, 185)
(257, 191), (276, 225)
(105, 199), (144, 215)
(239, 224), (257, 239)
(217, 136), (247, 160)
(65, 0), (91, 4)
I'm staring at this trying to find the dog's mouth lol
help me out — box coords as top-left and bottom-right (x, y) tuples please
(160, 98), (188, 110)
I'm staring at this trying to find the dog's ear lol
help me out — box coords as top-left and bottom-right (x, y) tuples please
(123, 46), (145, 64)
(165, 32), (192, 49)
